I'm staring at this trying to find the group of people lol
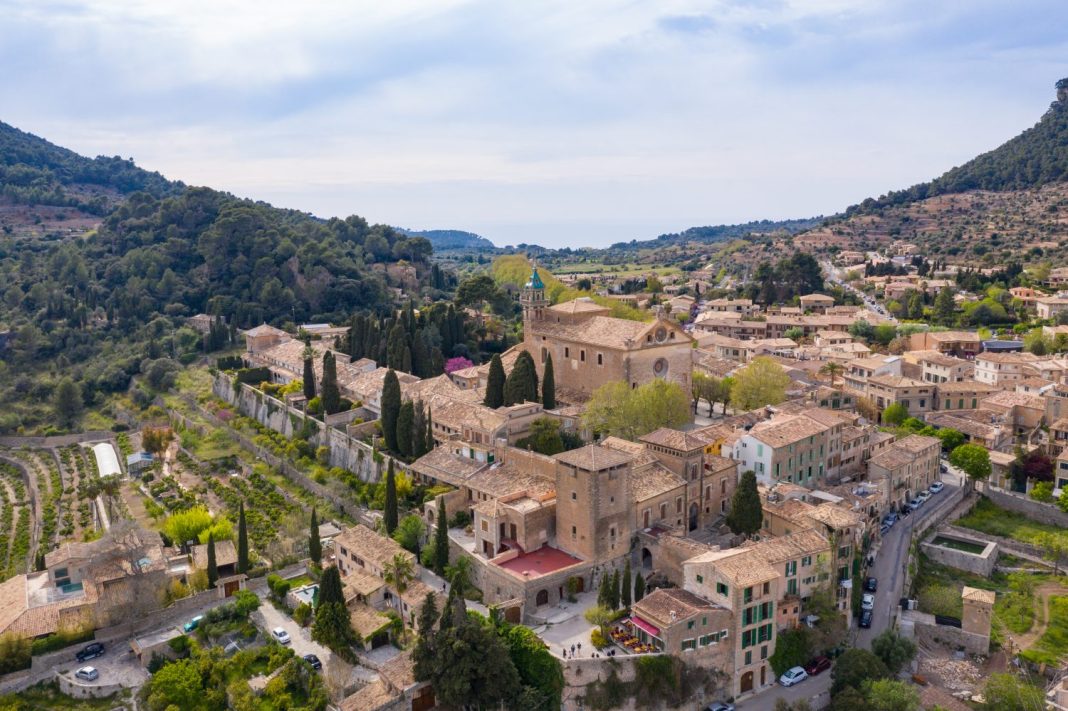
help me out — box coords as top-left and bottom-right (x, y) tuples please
(561, 642), (620, 659)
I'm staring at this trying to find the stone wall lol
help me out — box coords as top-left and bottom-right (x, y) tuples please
(984, 486), (1068, 527)
(914, 621), (990, 655)
(55, 671), (127, 700)
(920, 533), (998, 577)
(560, 649), (733, 711)
(212, 372), (385, 483)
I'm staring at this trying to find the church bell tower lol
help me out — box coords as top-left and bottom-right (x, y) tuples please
(520, 263), (548, 327)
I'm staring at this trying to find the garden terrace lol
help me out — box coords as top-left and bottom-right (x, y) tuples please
(0, 458), (31, 581)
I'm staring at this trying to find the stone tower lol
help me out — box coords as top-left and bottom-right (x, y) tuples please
(961, 586), (994, 654)
(554, 445), (633, 564)
(520, 263), (548, 328)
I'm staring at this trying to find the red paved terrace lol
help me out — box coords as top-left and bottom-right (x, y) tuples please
(495, 545), (582, 578)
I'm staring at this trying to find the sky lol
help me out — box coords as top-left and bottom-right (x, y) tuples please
(2, 1), (1067, 249)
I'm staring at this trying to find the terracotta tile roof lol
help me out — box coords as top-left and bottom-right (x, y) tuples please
(748, 415), (828, 448)
(961, 586), (995, 605)
(529, 316), (691, 351)
(339, 680), (398, 711)
(600, 437), (660, 468)
(893, 435), (940, 453)
(348, 602), (392, 639)
(742, 528), (830, 565)
(342, 569), (385, 600)
(867, 447), (916, 471)
(926, 331), (980, 343)
(410, 447), (488, 487)
(867, 374), (927, 389)
(936, 380), (999, 393)
(639, 428), (707, 452)
(981, 391), (1045, 409)
(554, 444), (632, 470)
(398, 581), (438, 619)
(548, 299), (610, 315)
(630, 463), (686, 503)
(631, 588), (716, 628)
(804, 504), (863, 530)
(689, 548), (780, 587)
(334, 524), (415, 572)
(379, 649), (418, 691)
(925, 412), (1001, 440)
(244, 323), (288, 337)
(976, 351), (1038, 364)
(191, 539), (237, 570)
(464, 459), (555, 499)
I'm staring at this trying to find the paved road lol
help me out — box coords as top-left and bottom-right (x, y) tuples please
(253, 603), (333, 664)
(739, 469), (962, 710)
(821, 259), (898, 323)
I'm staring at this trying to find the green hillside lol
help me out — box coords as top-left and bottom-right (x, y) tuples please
(850, 78), (1068, 215)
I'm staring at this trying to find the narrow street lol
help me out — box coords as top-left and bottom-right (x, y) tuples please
(738, 468), (962, 710)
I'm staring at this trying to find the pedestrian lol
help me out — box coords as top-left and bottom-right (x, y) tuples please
(577, 642), (582, 652)
(571, 644), (576, 655)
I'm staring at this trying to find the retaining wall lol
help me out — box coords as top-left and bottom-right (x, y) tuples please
(55, 671), (127, 699)
(984, 486), (1068, 527)
(914, 621), (990, 655)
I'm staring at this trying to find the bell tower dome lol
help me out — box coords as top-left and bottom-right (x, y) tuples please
(520, 262), (548, 326)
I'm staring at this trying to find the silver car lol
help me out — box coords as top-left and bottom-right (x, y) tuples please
(75, 666), (99, 682)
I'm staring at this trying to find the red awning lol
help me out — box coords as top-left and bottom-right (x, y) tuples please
(629, 616), (661, 638)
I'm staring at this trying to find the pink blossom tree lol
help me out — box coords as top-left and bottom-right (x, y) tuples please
(445, 356), (474, 374)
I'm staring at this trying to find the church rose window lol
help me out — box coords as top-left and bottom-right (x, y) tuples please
(653, 358), (668, 377)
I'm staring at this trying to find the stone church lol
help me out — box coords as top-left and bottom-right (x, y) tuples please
(519, 265), (694, 400)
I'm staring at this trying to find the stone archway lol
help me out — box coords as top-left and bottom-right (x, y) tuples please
(689, 502), (699, 531)
(535, 589), (549, 606)
(741, 671), (754, 693)
(641, 548), (653, 572)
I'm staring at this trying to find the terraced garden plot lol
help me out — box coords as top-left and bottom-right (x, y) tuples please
(0, 460), (31, 580)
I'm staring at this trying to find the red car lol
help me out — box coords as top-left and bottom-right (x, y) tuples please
(804, 656), (831, 676)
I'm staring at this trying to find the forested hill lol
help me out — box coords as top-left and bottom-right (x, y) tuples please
(399, 228), (496, 251)
(610, 217), (823, 250)
(0, 121), (448, 433)
(849, 78), (1068, 215)
(0, 120), (180, 215)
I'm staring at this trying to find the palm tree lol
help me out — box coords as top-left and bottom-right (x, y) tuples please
(383, 553), (415, 594)
(819, 361), (844, 387)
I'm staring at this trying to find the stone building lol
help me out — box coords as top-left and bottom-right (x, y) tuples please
(520, 265), (694, 400)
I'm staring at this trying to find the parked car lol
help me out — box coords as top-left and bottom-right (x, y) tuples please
(779, 666), (808, 687)
(930, 481), (944, 494)
(75, 666), (99, 682)
(859, 609), (873, 628)
(804, 656), (831, 676)
(183, 615), (204, 633)
(899, 505), (912, 517)
(883, 513), (898, 526)
(907, 498), (922, 512)
(303, 654), (322, 670)
(706, 704), (735, 711)
(917, 490), (932, 503)
(939, 463), (948, 473)
(861, 593), (876, 611)
(272, 627), (291, 645)
(880, 522), (891, 536)
(75, 642), (105, 662)
(864, 577), (878, 593)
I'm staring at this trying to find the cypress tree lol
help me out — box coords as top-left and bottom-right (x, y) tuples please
(634, 573), (645, 603)
(320, 351), (341, 414)
(622, 560), (632, 608)
(387, 323), (407, 370)
(402, 345), (412, 374)
(433, 496), (449, 575)
(727, 470), (764, 539)
(302, 347), (316, 401)
(318, 565), (344, 605)
(384, 459), (399, 534)
(381, 369), (401, 452)
(309, 508), (322, 565)
(206, 533), (218, 588)
(397, 401), (415, 457)
(237, 502), (249, 574)
(597, 572), (611, 608)
(504, 350), (538, 406)
(425, 406), (434, 451)
(542, 352), (556, 410)
(485, 354), (505, 408)
(609, 569), (621, 610)
(412, 401), (427, 458)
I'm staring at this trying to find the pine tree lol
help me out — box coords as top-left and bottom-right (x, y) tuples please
(622, 560), (632, 608)
(384, 459), (399, 534)
(634, 573), (645, 603)
(433, 496), (449, 575)
(320, 351), (341, 414)
(302, 347), (316, 401)
(381, 369), (401, 452)
(504, 351), (538, 406)
(542, 352), (556, 410)
(206, 533), (218, 588)
(397, 401), (415, 458)
(609, 569), (621, 610)
(485, 354), (505, 408)
(309, 508), (322, 565)
(727, 470), (764, 538)
(237, 502), (249, 574)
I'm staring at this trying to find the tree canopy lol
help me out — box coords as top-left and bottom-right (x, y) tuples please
(730, 357), (790, 411)
(581, 379), (690, 441)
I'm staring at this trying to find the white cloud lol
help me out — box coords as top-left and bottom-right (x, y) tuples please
(1, 0), (1066, 246)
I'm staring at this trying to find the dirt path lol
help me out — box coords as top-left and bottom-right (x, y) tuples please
(1006, 582), (1068, 652)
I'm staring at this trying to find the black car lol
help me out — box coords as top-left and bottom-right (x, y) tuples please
(75, 642), (105, 662)
(303, 653), (322, 670)
(859, 609), (873, 629)
(864, 577), (878, 593)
